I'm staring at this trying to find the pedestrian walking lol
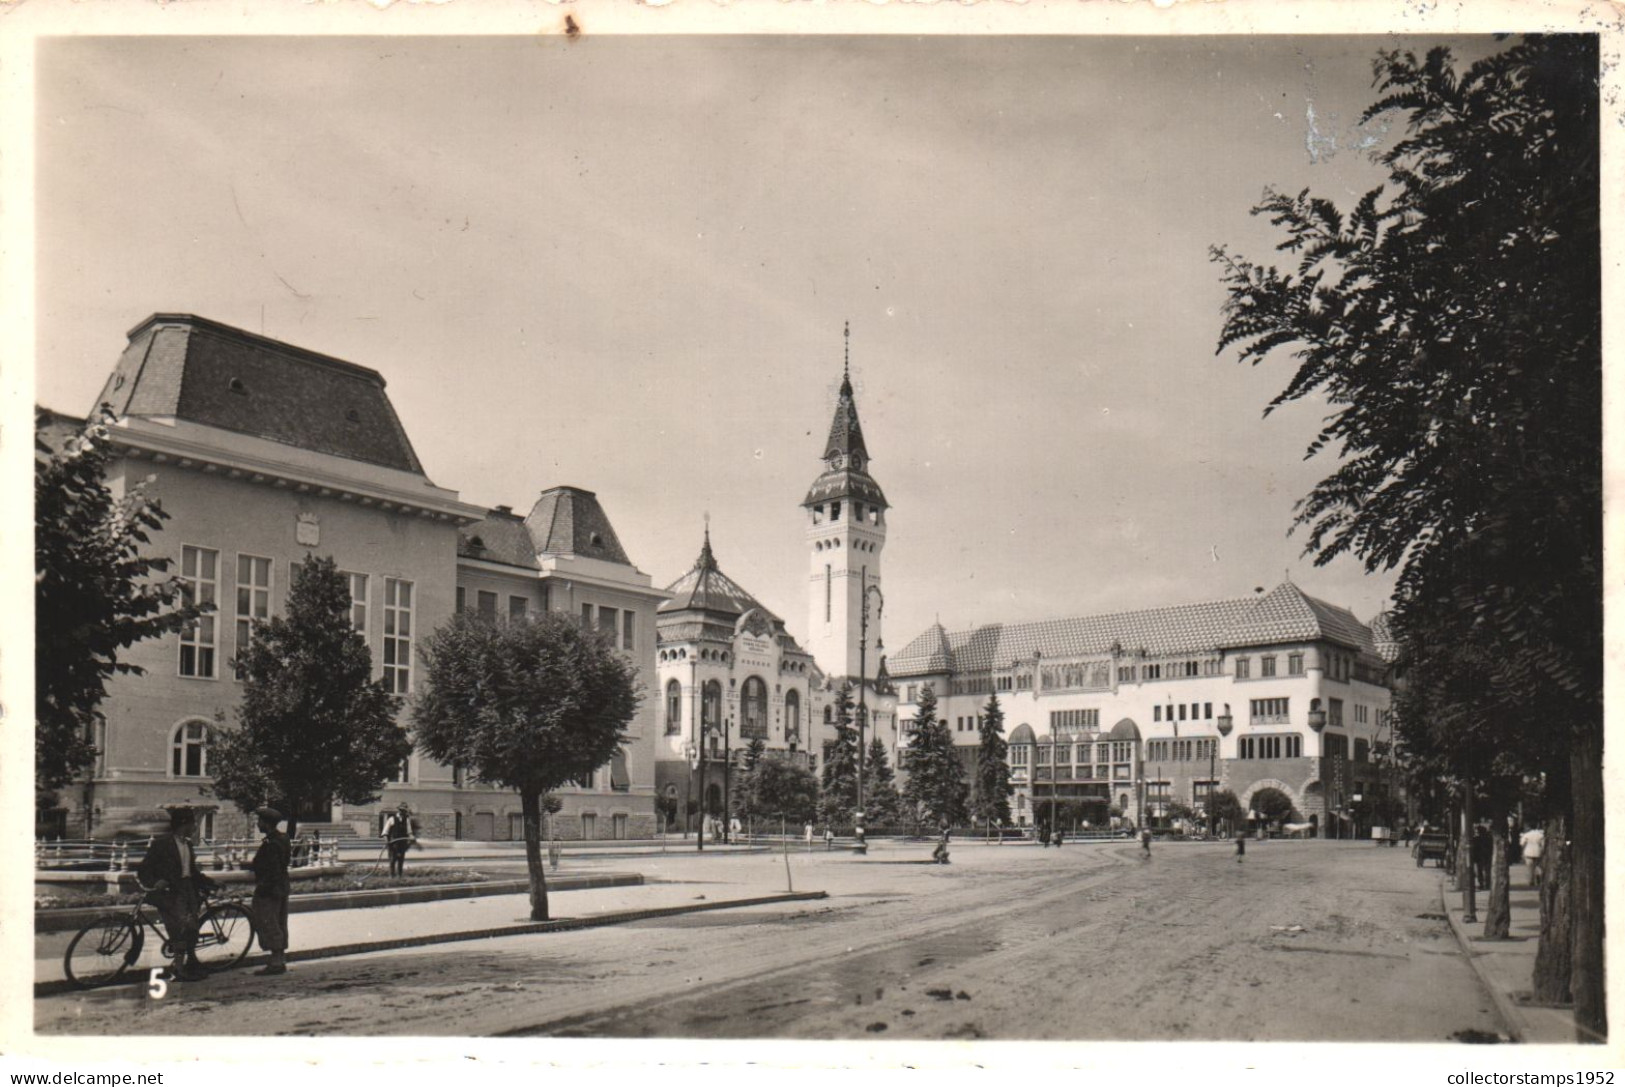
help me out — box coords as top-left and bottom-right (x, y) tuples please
(804, 822), (814, 850)
(1140, 827), (1152, 858)
(932, 825), (951, 865)
(383, 803), (414, 877)
(1519, 825), (1545, 888)
(1471, 823), (1492, 890)
(825, 826), (835, 851)
(135, 806), (216, 981)
(250, 807), (291, 977)
(1235, 835), (1246, 863)
(1039, 823), (1051, 848)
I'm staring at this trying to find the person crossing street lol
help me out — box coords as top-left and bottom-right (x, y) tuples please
(250, 807), (292, 977)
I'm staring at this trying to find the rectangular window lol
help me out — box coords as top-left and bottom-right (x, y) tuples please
(509, 595), (528, 621)
(456, 587), (467, 612)
(234, 554), (272, 677)
(1261, 655), (1277, 678)
(383, 578), (414, 694)
(1054, 744), (1071, 764)
(1204, 702), (1213, 719)
(623, 610), (636, 651)
(1329, 698), (1345, 729)
(1037, 746), (1051, 766)
(1178, 704), (1187, 721)
(581, 602), (594, 628)
(1010, 746), (1029, 767)
(343, 572), (368, 633)
(1153, 705), (1162, 722)
(179, 545), (219, 678)
(1235, 657), (1250, 680)
(477, 590), (498, 618)
(1288, 653), (1304, 676)
(1354, 738), (1371, 762)
(906, 684), (917, 703)
(387, 750), (411, 784)
(831, 501), (842, 521)
(1249, 697), (1290, 723)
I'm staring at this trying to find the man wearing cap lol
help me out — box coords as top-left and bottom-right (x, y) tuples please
(250, 807), (291, 976)
(383, 803), (415, 877)
(135, 807), (215, 981)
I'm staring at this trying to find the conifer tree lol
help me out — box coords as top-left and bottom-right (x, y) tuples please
(862, 734), (902, 826)
(818, 683), (860, 829)
(974, 692), (1013, 828)
(901, 683), (969, 828)
(210, 555), (409, 839)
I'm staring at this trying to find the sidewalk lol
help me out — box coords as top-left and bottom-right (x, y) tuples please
(37, 862), (824, 993)
(1442, 875), (1577, 1043)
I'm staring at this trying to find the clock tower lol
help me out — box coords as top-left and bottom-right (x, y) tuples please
(804, 324), (888, 686)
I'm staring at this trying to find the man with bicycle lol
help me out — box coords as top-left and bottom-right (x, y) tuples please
(135, 806), (215, 981)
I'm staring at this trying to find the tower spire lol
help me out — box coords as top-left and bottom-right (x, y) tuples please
(697, 511), (715, 569)
(841, 320), (852, 396)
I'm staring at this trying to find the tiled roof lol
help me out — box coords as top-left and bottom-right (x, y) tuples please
(1369, 610), (1400, 662)
(825, 369), (870, 465)
(658, 532), (779, 621)
(524, 486), (633, 566)
(457, 506), (540, 569)
(890, 582), (1380, 678)
(95, 314), (425, 475)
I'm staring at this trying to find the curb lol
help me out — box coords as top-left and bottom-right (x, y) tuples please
(1439, 879), (1528, 1043)
(37, 889), (829, 998)
(35, 872), (644, 933)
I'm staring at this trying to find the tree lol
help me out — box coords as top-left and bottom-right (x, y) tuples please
(209, 556), (409, 839)
(1250, 787), (1295, 827)
(973, 693), (1013, 828)
(34, 408), (196, 803)
(1212, 38), (1602, 1041)
(1209, 789), (1245, 834)
(862, 735), (903, 826)
(819, 684), (859, 828)
(735, 755), (820, 826)
(900, 683), (969, 828)
(732, 736), (770, 824)
(412, 610), (639, 921)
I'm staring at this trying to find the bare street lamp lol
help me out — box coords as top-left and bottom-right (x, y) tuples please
(856, 575), (884, 853)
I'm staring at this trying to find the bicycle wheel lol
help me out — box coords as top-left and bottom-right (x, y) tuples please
(193, 902), (255, 970)
(63, 916), (139, 990)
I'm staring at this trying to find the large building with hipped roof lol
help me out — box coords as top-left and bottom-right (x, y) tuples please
(889, 581), (1399, 836)
(40, 314), (661, 842)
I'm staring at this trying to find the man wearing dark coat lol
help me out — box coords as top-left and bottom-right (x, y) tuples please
(250, 807), (292, 976)
(135, 806), (216, 981)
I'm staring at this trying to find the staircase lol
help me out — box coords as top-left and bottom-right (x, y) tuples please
(291, 821), (362, 840)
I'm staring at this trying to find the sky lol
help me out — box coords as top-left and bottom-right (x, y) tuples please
(34, 33), (1511, 656)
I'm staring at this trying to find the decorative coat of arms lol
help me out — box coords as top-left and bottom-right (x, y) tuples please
(296, 512), (320, 547)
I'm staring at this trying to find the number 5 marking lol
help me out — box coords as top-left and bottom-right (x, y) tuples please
(147, 967), (168, 1000)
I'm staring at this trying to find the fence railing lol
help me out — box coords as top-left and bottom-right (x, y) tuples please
(35, 836), (342, 873)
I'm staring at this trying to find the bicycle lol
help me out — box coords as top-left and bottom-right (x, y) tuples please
(63, 881), (256, 990)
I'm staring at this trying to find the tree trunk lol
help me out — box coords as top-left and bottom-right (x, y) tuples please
(1570, 727), (1607, 1042)
(520, 788), (550, 922)
(1534, 816), (1572, 1006)
(1460, 789), (1478, 922)
(1483, 814), (1511, 939)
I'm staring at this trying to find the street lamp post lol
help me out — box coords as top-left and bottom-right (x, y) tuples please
(723, 715), (733, 845)
(691, 659), (703, 853)
(856, 574), (884, 853)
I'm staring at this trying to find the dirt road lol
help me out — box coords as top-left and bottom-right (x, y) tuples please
(36, 839), (1502, 1041)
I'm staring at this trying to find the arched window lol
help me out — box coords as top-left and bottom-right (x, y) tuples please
(666, 679), (683, 735)
(741, 676), (767, 739)
(784, 689), (801, 744)
(171, 719), (211, 777)
(702, 680), (723, 736)
(824, 704), (833, 725)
